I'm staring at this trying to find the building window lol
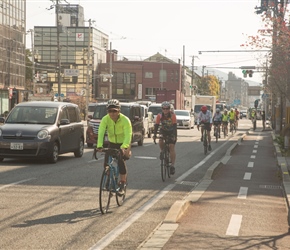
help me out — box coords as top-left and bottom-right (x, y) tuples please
(159, 69), (167, 83)
(145, 72), (153, 78)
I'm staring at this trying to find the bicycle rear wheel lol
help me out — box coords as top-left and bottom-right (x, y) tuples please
(161, 151), (166, 182)
(99, 169), (112, 214)
(165, 147), (171, 178)
(116, 181), (126, 206)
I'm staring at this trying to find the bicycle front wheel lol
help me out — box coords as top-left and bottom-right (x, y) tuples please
(215, 128), (218, 142)
(99, 169), (112, 214)
(203, 132), (208, 155)
(165, 148), (171, 178)
(161, 151), (166, 182)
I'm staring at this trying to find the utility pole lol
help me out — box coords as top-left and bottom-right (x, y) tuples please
(56, 0), (61, 101)
(109, 41), (112, 99)
(85, 19), (92, 120)
(27, 29), (35, 94)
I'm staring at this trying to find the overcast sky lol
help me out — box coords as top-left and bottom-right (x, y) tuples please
(26, 0), (267, 84)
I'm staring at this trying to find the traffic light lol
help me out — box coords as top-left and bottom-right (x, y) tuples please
(248, 70), (253, 77)
(254, 99), (259, 108)
(242, 70), (247, 78)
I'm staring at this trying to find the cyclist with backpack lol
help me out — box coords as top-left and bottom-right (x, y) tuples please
(153, 101), (177, 175)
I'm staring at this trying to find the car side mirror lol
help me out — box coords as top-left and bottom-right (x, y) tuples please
(59, 119), (70, 125)
(0, 117), (5, 123)
(88, 115), (92, 119)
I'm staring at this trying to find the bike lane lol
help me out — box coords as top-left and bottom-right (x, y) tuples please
(140, 129), (290, 249)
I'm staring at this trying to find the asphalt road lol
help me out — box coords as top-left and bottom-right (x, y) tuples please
(0, 119), (256, 249)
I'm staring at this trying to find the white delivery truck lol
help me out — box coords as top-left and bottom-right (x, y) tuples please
(193, 95), (216, 124)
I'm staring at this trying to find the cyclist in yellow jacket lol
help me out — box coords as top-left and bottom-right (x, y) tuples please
(97, 99), (132, 196)
(229, 108), (236, 132)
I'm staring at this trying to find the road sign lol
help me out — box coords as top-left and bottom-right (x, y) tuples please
(64, 69), (79, 77)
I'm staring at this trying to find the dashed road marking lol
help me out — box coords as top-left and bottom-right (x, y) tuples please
(250, 155), (256, 159)
(238, 187), (248, 199)
(243, 172), (252, 180)
(247, 162), (254, 168)
(226, 214), (243, 236)
(254, 145), (258, 148)
(252, 150), (257, 153)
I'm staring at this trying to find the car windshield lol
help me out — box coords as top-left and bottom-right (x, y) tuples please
(5, 106), (58, 124)
(194, 105), (211, 113)
(175, 110), (189, 116)
(92, 105), (131, 119)
(148, 106), (162, 115)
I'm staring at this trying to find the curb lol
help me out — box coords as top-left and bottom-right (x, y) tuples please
(164, 130), (249, 223)
(271, 131), (290, 226)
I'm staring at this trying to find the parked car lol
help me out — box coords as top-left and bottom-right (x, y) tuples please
(0, 101), (84, 163)
(174, 109), (194, 129)
(86, 102), (145, 148)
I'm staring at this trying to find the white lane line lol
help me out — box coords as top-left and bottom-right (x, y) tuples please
(252, 150), (257, 154)
(247, 162), (254, 168)
(0, 178), (36, 190)
(243, 172), (252, 180)
(250, 155), (256, 159)
(89, 139), (231, 249)
(226, 214), (243, 236)
(254, 145), (258, 148)
(134, 156), (157, 160)
(255, 142), (259, 144)
(90, 184), (175, 250)
(238, 187), (248, 199)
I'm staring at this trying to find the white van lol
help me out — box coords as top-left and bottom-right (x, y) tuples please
(140, 104), (154, 138)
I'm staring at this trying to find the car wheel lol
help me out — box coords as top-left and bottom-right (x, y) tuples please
(0, 158), (4, 162)
(48, 142), (59, 164)
(74, 138), (84, 158)
(138, 135), (144, 146)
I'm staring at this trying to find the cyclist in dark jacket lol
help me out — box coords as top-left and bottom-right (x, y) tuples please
(153, 101), (177, 175)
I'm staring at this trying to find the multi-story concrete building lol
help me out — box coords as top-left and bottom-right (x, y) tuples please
(0, 0), (26, 113)
(225, 72), (249, 107)
(33, 4), (108, 103)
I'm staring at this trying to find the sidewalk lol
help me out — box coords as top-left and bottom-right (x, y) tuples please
(139, 128), (290, 249)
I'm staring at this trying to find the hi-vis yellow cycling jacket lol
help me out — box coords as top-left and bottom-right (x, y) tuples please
(97, 113), (132, 149)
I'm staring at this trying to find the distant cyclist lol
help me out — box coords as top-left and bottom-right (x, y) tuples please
(229, 108), (236, 132)
(153, 101), (177, 175)
(222, 109), (229, 136)
(97, 99), (132, 196)
(197, 105), (212, 151)
(235, 108), (240, 129)
(212, 108), (222, 138)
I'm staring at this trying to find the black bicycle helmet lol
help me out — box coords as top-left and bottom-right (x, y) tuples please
(107, 99), (120, 109)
